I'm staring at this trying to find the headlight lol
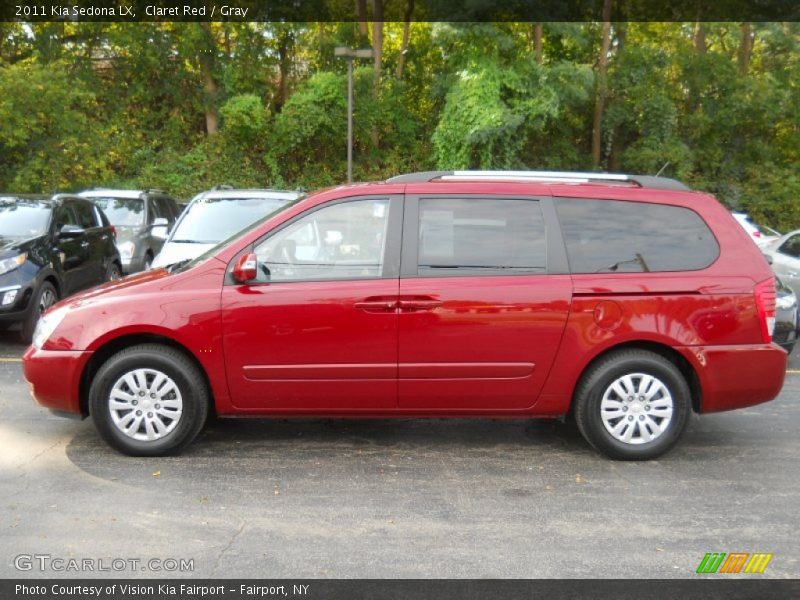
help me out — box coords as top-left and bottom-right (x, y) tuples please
(0, 253), (26, 276)
(117, 241), (135, 260)
(32, 306), (68, 349)
(776, 293), (797, 311)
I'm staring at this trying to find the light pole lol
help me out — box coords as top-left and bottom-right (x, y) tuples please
(334, 46), (373, 183)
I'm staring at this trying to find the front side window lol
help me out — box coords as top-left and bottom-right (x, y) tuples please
(254, 199), (390, 282)
(778, 235), (800, 259)
(556, 198), (719, 273)
(417, 198), (547, 276)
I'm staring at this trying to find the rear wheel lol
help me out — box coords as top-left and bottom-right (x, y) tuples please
(89, 344), (209, 456)
(18, 281), (58, 343)
(573, 349), (691, 460)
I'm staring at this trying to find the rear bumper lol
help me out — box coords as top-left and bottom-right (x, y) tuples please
(677, 343), (788, 413)
(22, 346), (92, 416)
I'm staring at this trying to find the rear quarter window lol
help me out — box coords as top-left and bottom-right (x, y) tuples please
(556, 198), (719, 273)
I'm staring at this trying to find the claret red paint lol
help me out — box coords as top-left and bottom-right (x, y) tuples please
(22, 171), (787, 459)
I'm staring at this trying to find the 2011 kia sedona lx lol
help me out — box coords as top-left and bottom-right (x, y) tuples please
(22, 171), (787, 459)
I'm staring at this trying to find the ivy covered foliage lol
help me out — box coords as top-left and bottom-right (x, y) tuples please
(0, 21), (799, 230)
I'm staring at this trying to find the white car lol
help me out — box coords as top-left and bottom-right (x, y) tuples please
(152, 188), (302, 269)
(732, 212), (780, 248)
(763, 229), (800, 297)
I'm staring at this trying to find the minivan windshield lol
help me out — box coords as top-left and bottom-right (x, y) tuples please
(0, 201), (51, 238)
(92, 197), (145, 227)
(170, 196), (295, 244)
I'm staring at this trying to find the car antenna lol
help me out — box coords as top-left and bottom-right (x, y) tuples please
(655, 161), (670, 177)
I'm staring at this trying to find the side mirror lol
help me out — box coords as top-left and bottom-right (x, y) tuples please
(763, 253), (773, 266)
(151, 217), (169, 240)
(232, 252), (258, 283)
(59, 224), (85, 239)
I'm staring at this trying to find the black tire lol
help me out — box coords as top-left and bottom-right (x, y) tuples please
(106, 262), (122, 282)
(89, 344), (209, 456)
(573, 349), (691, 460)
(18, 281), (58, 343)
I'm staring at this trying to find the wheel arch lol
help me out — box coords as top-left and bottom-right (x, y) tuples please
(572, 340), (702, 414)
(79, 333), (215, 418)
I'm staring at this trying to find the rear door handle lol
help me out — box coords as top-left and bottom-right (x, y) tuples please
(398, 298), (442, 311)
(354, 298), (398, 313)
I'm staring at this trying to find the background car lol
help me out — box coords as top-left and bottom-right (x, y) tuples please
(775, 275), (798, 354)
(79, 189), (180, 273)
(151, 187), (302, 268)
(0, 194), (121, 341)
(763, 229), (800, 297)
(732, 212), (781, 248)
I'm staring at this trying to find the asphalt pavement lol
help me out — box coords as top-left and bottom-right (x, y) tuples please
(0, 331), (798, 578)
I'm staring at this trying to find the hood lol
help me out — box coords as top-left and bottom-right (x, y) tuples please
(151, 241), (215, 268)
(0, 234), (42, 258)
(52, 268), (174, 314)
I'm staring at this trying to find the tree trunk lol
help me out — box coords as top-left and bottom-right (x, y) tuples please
(198, 22), (219, 136)
(533, 23), (543, 64)
(738, 22), (753, 75)
(274, 28), (292, 113)
(693, 22), (707, 53)
(395, 0), (414, 79)
(370, 0), (384, 148)
(591, 0), (613, 167)
(607, 23), (627, 171)
(356, 0), (368, 39)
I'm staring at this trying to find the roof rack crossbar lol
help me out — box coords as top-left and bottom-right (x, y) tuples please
(386, 170), (690, 191)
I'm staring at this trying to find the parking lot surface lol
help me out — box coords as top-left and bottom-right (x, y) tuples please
(0, 332), (798, 578)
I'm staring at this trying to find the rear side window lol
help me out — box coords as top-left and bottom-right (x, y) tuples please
(556, 198), (719, 273)
(72, 201), (99, 228)
(417, 198), (546, 276)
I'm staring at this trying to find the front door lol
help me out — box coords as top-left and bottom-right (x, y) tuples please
(397, 195), (572, 411)
(53, 204), (91, 295)
(221, 196), (402, 411)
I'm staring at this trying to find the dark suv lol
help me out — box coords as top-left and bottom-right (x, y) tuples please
(0, 194), (121, 340)
(79, 189), (180, 273)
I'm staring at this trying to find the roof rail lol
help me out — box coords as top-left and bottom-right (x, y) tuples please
(386, 170), (690, 191)
(212, 184), (234, 191)
(144, 188), (167, 194)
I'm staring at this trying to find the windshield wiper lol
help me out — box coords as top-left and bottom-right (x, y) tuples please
(166, 258), (192, 273)
(595, 253), (650, 273)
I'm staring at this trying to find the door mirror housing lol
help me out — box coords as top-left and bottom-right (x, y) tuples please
(151, 217), (169, 240)
(232, 252), (258, 283)
(59, 224), (85, 239)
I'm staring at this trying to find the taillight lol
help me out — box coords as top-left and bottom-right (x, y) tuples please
(754, 278), (776, 343)
(110, 225), (117, 239)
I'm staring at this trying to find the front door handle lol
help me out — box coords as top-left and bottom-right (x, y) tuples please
(354, 298), (398, 313)
(398, 297), (443, 311)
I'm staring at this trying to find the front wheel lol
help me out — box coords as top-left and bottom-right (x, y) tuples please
(573, 350), (691, 460)
(89, 344), (209, 456)
(19, 281), (58, 343)
(106, 262), (122, 282)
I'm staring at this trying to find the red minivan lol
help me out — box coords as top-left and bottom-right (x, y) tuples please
(22, 171), (787, 459)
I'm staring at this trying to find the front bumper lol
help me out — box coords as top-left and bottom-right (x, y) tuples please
(677, 343), (788, 413)
(22, 346), (93, 415)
